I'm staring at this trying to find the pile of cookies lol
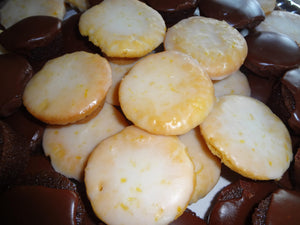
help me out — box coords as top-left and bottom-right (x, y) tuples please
(0, 0), (300, 224)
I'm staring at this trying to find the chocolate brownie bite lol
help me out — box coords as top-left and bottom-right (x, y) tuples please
(267, 67), (300, 135)
(198, 0), (265, 30)
(0, 16), (63, 63)
(293, 148), (300, 189)
(146, 0), (198, 27)
(0, 53), (32, 117)
(252, 189), (300, 225)
(3, 106), (45, 153)
(0, 120), (30, 191)
(170, 208), (207, 225)
(208, 179), (278, 225)
(244, 31), (300, 78)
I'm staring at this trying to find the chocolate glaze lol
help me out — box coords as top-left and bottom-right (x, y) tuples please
(170, 209), (207, 225)
(294, 148), (300, 189)
(266, 189), (300, 225)
(3, 107), (45, 152)
(0, 185), (78, 225)
(146, 0), (198, 27)
(0, 54), (32, 117)
(208, 179), (278, 225)
(244, 31), (300, 78)
(198, 0), (265, 29)
(241, 66), (276, 104)
(281, 68), (300, 135)
(88, 0), (104, 7)
(0, 16), (62, 54)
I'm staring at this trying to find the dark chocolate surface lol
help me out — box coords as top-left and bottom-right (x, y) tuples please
(244, 31), (300, 78)
(265, 189), (300, 225)
(198, 0), (265, 29)
(170, 209), (207, 225)
(281, 68), (300, 134)
(208, 179), (278, 225)
(0, 16), (62, 51)
(0, 185), (78, 225)
(0, 53), (32, 117)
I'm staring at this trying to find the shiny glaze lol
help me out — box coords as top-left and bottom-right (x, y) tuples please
(3, 107), (45, 152)
(199, 0), (265, 29)
(245, 31), (300, 77)
(170, 209), (207, 225)
(266, 189), (300, 225)
(0, 16), (62, 52)
(0, 54), (32, 117)
(0, 185), (78, 225)
(281, 68), (300, 134)
(208, 179), (278, 225)
(146, 0), (198, 26)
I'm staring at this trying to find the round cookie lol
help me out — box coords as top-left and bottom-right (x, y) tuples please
(256, 0), (276, 14)
(0, 0), (66, 28)
(84, 125), (195, 225)
(164, 16), (248, 80)
(200, 95), (293, 180)
(79, 0), (166, 58)
(179, 128), (221, 204)
(23, 51), (112, 125)
(255, 10), (300, 45)
(43, 103), (128, 181)
(106, 59), (138, 106)
(119, 50), (215, 135)
(213, 70), (251, 98)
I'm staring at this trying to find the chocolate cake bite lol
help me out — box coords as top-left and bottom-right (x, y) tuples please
(252, 189), (300, 225)
(208, 179), (278, 225)
(0, 53), (32, 117)
(198, 0), (265, 30)
(146, 0), (198, 27)
(268, 67), (300, 135)
(244, 31), (300, 78)
(0, 16), (63, 62)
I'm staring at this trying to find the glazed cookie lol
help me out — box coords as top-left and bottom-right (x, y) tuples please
(23, 51), (112, 125)
(213, 70), (251, 98)
(79, 0), (166, 58)
(179, 128), (221, 203)
(85, 125), (195, 225)
(43, 103), (128, 181)
(0, 0), (66, 28)
(164, 16), (248, 80)
(200, 95), (293, 180)
(119, 51), (215, 135)
(106, 59), (138, 106)
(256, 0), (276, 14)
(255, 10), (300, 45)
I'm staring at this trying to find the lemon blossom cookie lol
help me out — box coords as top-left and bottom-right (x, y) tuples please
(79, 0), (166, 58)
(119, 50), (215, 135)
(0, 0), (65, 28)
(164, 16), (248, 80)
(200, 95), (293, 180)
(179, 128), (221, 204)
(256, 0), (276, 14)
(23, 51), (112, 125)
(213, 70), (251, 98)
(43, 103), (128, 181)
(85, 125), (195, 225)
